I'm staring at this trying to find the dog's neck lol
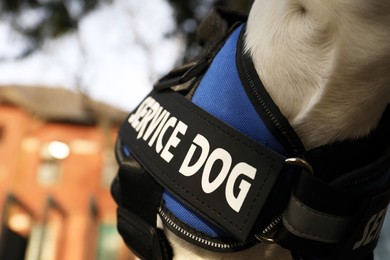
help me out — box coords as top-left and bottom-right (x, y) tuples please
(245, 0), (390, 149)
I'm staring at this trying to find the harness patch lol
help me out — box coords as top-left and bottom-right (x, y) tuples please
(120, 91), (287, 241)
(128, 95), (257, 213)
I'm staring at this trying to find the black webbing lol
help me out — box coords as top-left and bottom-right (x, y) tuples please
(112, 148), (173, 260)
(154, 7), (247, 92)
(276, 170), (390, 259)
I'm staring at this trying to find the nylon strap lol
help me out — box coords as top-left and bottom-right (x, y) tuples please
(275, 169), (390, 259)
(119, 90), (288, 242)
(112, 148), (172, 260)
(283, 196), (352, 243)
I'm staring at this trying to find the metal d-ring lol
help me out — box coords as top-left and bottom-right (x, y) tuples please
(285, 157), (314, 175)
(254, 158), (313, 244)
(254, 233), (276, 244)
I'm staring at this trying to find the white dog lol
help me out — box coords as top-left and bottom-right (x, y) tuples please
(113, 1), (390, 259)
(165, 0), (390, 259)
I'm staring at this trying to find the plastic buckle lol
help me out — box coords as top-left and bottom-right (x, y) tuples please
(117, 207), (171, 260)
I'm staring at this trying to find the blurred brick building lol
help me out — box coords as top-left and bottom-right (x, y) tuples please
(0, 86), (134, 260)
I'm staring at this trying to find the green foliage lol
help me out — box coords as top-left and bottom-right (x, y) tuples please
(0, 0), (110, 58)
(1, 0), (38, 12)
(0, 0), (253, 59)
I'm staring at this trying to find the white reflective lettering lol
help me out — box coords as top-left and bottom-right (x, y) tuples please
(179, 134), (210, 177)
(353, 214), (376, 250)
(353, 206), (389, 250)
(137, 101), (160, 139)
(156, 117), (177, 153)
(143, 107), (167, 141)
(373, 209), (387, 241)
(148, 112), (170, 147)
(161, 121), (188, 163)
(129, 96), (153, 129)
(201, 148), (232, 194)
(225, 163), (256, 213)
(363, 209), (386, 246)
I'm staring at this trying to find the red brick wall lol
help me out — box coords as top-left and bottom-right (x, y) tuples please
(0, 106), (30, 207)
(0, 104), (133, 260)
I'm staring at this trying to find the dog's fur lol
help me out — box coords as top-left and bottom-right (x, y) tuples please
(165, 0), (390, 259)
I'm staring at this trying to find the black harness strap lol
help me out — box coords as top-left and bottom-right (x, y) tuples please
(276, 155), (390, 259)
(111, 142), (172, 260)
(282, 172), (357, 244)
(282, 188), (390, 260)
(275, 108), (390, 259)
(154, 7), (247, 93)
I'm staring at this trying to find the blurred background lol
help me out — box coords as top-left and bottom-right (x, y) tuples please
(0, 0), (388, 259)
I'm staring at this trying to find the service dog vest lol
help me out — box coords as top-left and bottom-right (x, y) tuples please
(112, 8), (390, 260)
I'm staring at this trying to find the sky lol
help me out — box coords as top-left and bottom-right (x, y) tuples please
(0, 0), (184, 112)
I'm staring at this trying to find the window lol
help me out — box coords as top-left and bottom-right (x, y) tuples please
(25, 197), (66, 260)
(37, 141), (70, 185)
(37, 160), (61, 185)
